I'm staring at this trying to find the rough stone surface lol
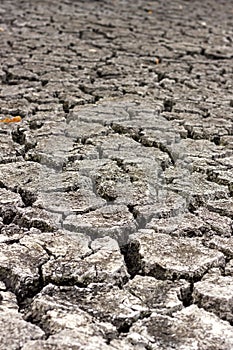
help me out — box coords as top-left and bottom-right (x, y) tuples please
(21, 333), (135, 350)
(63, 204), (137, 245)
(125, 229), (225, 280)
(42, 235), (129, 286)
(127, 305), (233, 350)
(193, 269), (233, 323)
(0, 284), (44, 350)
(125, 275), (191, 315)
(0, 238), (48, 300)
(26, 283), (148, 331)
(0, 0), (233, 348)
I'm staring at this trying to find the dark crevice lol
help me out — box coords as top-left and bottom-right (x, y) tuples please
(28, 120), (44, 130)
(0, 205), (18, 225)
(163, 98), (175, 112)
(18, 188), (38, 207)
(127, 204), (138, 221)
(121, 240), (142, 278)
(11, 128), (27, 146)
(126, 204), (146, 231)
(41, 80), (48, 86)
(117, 322), (132, 334)
(179, 282), (194, 307)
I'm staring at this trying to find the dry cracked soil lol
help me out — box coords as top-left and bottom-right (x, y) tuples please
(0, 0), (233, 349)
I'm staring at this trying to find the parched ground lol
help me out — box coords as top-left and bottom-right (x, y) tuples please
(0, 0), (233, 349)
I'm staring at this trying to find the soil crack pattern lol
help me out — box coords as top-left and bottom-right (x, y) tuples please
(0, 0), (232, 349)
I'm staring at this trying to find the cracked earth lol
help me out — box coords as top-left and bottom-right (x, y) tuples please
(0, 0), (233, 349)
